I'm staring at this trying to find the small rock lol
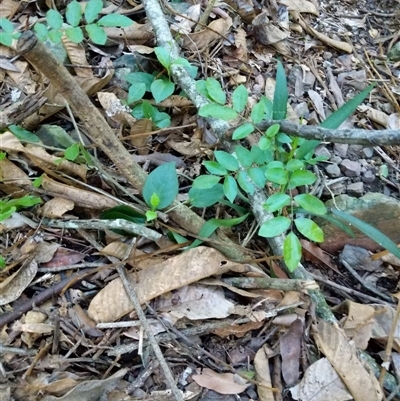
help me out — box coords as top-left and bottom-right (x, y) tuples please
(362, 147), (374, 158)
(334, 143), (348, 158)
(314, 145), (331, 160)
(340, 245), (382, 272)
(340, 159), (361, 177)
(325, 163), (341, 178)
(347, 182), (364, 197)
(323, 182), (346, 196)
(330, 155), (342, 164)
(362, 170), (375, 183)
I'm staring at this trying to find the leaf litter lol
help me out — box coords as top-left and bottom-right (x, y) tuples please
(0, 0), (400, 399)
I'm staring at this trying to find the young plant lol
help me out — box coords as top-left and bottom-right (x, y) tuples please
(33, 0), (133, 45)
(0, 18), (20, 46)
(0, 196), (42, 221)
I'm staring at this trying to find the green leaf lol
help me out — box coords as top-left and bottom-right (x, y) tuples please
(258, 136), (271, 151)
(189, 184), (224, 207)
(214, 150), (239, 171)
(259, 216), (291, 237)
(250, 98), (267, 124)
(248, 167), (266, 188)
(151, 79), (175, 103)
(235, 145), (253, 168)
(294, 218), (324, 242)
(192, 175), (221, 190)
(223, 176), (238, 203)
(48, 29), (62, 43)
(8, 125), (40, 142)
(0, 152), (6, 161)
(266, 123), (280, 138)
(142, 162), (178, 209)
(321, 84), (376, 129)
(331, 209), (400, 259)
(205, 77), (226, 105)
(203, 161), (228, 176)
(295, 139), (320, 160)
(232, 85), (248, 113)
(150, 193), (160, 210)
(85, 24), (106, 44)
(294, 194), (327, 215)
(146, 210), (157, 221)
(0, 206), (15, 221)
(199, 103), (238, 121)
(66, 26), (84, 43)
(0, 256), (5, 269)
(66, 0), (83, 27)
(283, 232), (302, 271)
(263, 193), (291, 213)
(168, 230), (189, 244)
(100, 205), (146, 224)
(251, 145), (273, 165)
(232, 123), (254, 140)
(46, 9), (63, 30)
(154, 47), (171, 71)
(128, 83), (146, 104)
(64, 143), (80, 161)
(196, 80), (208, 97)
(6, 195), (41, 208)
(286, 159), (304, 171)
(97, 13), (133, 27)
(273, 60), (288, 120)
(265, 167), (288, 185)
(276, 132), (292, 144)
(84, 0), (103, 23)
(237, 171), (254, 195)
(33, 23), (49, 41)
(126, 72), (154, 91)
(0, 18), (14, 33)
(288, 170), (316, 189)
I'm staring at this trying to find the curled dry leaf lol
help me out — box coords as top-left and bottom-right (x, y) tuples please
(192, 368), (250, 395)
(300, 239), (340, 274)
(0, 0), (20, 18)
(253, 12), (290, 45)
(234, 27), (249, 63)
(278, 0), (319, 16)
(0, 158), (32, 197)
(254, 347), (275, 401)
(62, 34), (93, 79)
(40, 197), (75, 219)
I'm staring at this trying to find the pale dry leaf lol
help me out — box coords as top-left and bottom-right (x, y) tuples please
(278, 0), (318, 15)
(88, 246), (255, 322)
(127, 45), (154, 54)
(212, 320), (264, 338)
(62, 34), (93, 79)
(156, 95), (193, 108)
(308, 89), (326, 120)
(34, 242), (61, 264)
(103, 23), (154, 43)
(0, 0), (20, 18)
(313, 320), (383, 401)
(171, 4), (201, 34)
(253, 12), (289, 45)
(290, 357), (352, 401)
(254, 347), (275, 401)
(191, 368), (249, 395)
(358, 105), (389, 127)
(234, 27), (248, 62)
(40, 198), (75, 219)
(0, 157), (32, 197)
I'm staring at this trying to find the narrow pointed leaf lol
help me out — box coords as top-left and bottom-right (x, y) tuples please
(283, 232), (302, 271)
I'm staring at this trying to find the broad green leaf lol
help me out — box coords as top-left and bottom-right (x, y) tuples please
(146, 210), (157, 221)
(283, 232), (302, 271)
(321, 84), (376, 129)
(0, 18), (14, 33)
(6, 195), (41, 208)
(66, 26), (84, 43)
(235, 145), (253, 168)
(288, 170), (316, 189)
(276, 132), (292, 144)
(0, 152), (6, 161)
(151, 79), (175, 103)
(8, 125), (40, 142)
(66, 0), (83, 27)
(0, 256), (5, 269)
(259, 216), (291, 237)
(84, 0), (103, 23)
(100, 205), (146, 224)
(268, 161), (285, 169)
(203, 161), (228, 176)
(223, 176), (238, 203)
(295, 139), (320, 160)
(265, 167), (288, 185)
(0, 206), (16, 221)
(258, 136), (271, 151)
(232, 85), (248, 113)
(48, 29), (62, 43)
(205, 77), (226, 105)
(266, 123), (280, 138)
(168, 230), (189, 244)
(250, 98), (267, 124)
(33, 23), (49, 41)
(294, 218), (324, 242)
(248, 167), (266, 188)
(286, 159), (304, 171)
(128, 83), (146, 104)
(237, 170), (254, 195)
(199, 103), (238, 121)
(263, 193), (291, 213)
(97, 14), (133, 27)
(126, 72), (154, 91)
(294, 194), (327, 215)
(195, 80), (208, 97)
(192, 175), (221, 190)
(154, 47), (171, 71)
(142, 162), (178, 209)
(251, 145), (273, 165)
(232, 123), (254, 140)
(85, 24), (106, 44)
(0, 31), (12, 47)
(189, 184), (224, 207)
(332, 209), (400, 259)
(273, 60), (288, 120)
(214, 150), (239, 171)
(46, 9), (63, 30)
(64, 143), (80, 161)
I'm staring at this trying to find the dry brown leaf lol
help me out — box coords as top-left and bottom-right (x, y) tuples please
(88, 246), (259, 322)
(253, 12), (289, 45)
(40, 175), (117, 210)
(300, 239), (340, 274)
(254, 347), (275, 401)
(104, 23), (154, 43)
(129, 119), (153, 152)
(191, 368), (249, 395)
(0, 0), (19, 18)
(212, 320), (264, 338)
(0, 157), (32, 197)
(313, 320), (383, 401)
(234, 27), (248, 62)
(278, 0), (319, 15)
(127, 45), (154, 54)
(358, 105), (389, 127)
(41, 247), (86, 268)
(40, 197), (75, 218)
(62, 35), (93, 79)
(155, 95), (193, 108)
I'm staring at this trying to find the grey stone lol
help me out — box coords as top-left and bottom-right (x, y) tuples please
(334, 143), (348, 158)
(362, 170), (376, 183)
(340, 245), (382, 272)
(314, 145), (331, 160)
(330, 155), (342, 164)
(322, 182), (346, 196)
(325, 163), (341, 178)
(340, 159), (361, 177)
(362, 147), (374, 158)
(347, 182), (364, 197)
